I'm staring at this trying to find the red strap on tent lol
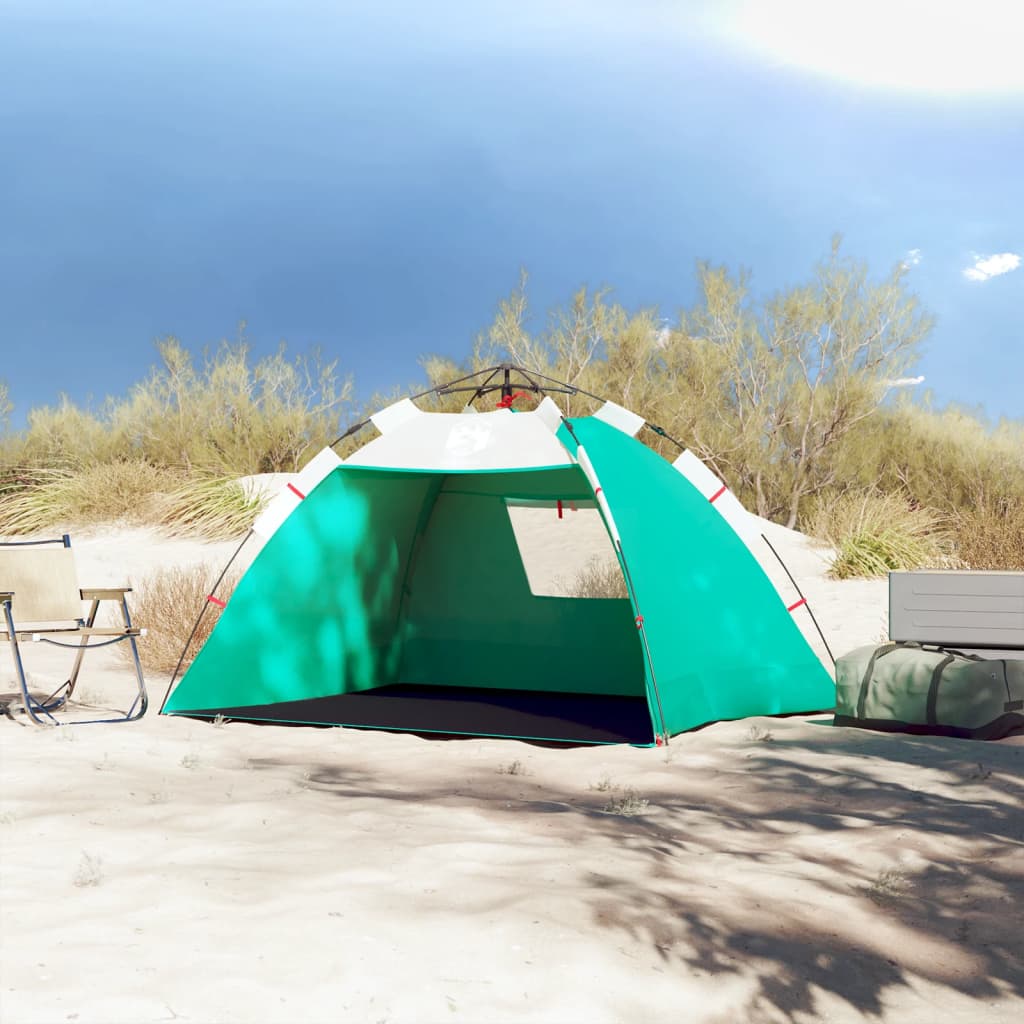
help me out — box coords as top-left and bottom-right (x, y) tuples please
(495, 392), (526, 409)
(557, 500), (563, 519)
(635, 615), (644, 629)
(787, 597), (807, 613)
(709, 484), (727, 504)
(207, 594), (226, 609)
(287, 482), (306, 500)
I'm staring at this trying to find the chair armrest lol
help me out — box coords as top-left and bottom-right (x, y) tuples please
(80, 587), (133, 600)
(0, 591), (13, 602)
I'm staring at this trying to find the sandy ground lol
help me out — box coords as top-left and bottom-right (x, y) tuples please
(1, 501), (1021, 1024)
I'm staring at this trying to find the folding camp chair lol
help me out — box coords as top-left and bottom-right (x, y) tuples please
(0, 535), (147, 725)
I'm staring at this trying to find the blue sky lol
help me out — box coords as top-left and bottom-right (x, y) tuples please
(1, 0), (1021, 425)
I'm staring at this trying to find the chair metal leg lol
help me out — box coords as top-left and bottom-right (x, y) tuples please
(47, 599), (148, 723)
(3, 600), (56, 726)
(118, 595), (148, 722)
(64, 599), (100, 702)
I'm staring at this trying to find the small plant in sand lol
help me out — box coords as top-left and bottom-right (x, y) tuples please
(211, 714), (228, 729)
(746, 724), (774, 743)
(72, 852), (104, 888)
(864, 867), (909, 904)
(119, 562), (240, 673)
(497, 759), (528, 776)
(588, 775), (614, 793)
(603, 787), (649, 817)
(0, 810), (15, 826)
(180, 752), (200, 770)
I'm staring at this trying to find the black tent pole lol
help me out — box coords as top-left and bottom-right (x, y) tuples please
(159, 530), (253, 714)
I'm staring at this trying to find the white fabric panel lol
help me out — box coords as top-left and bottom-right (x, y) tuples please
(293, 446), (342, 495)
(370, 398), (423, 434)
(713, 490), (762, 543)
(593, 400), (645, 437)
(251, 489), (300, 540)
(575, 445), (621, 548)
(673, 450), (760, 542)
(345, 408), (574, 471)
(672, 450), (721, 499)
(533, 396), (564, 435)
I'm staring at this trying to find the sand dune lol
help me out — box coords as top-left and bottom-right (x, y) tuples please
(1, 511), (1021, 1023)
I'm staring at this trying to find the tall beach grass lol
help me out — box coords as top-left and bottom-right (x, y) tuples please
(806, 491), (954, 579)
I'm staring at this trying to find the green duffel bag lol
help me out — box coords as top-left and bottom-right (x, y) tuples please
(835, 642), (1024, 740)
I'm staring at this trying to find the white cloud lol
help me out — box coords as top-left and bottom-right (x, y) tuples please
(963, 252), (1021, 282)
(901, 248), (922, 269)
(721, 0), (1024, 94)
(884, 376), (926, 388)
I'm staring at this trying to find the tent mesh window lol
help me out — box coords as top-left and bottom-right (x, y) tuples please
(504, 499), (626, 599)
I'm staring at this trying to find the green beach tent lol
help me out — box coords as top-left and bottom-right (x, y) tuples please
(161, 370), (834, 745)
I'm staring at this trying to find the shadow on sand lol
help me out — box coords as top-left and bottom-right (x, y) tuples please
(243, 725), (1023, 1020)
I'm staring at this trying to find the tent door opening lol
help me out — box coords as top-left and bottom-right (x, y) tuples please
(165, 465), (656, 744)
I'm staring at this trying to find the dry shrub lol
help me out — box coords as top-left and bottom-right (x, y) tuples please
(847, 404), (1024, 515)
(807, 491), (953, 579)
(565, 557), (629, 599)
(114, 336), (350, 474)
(0, 461), (180, 536)
(125, 563), (240, 673)
(953, 499), (1024, 570)
(2, 335), (350, 481)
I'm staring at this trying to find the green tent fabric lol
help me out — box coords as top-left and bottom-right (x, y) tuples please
(558, 417), (834, 737)
(162, 403), (834, 745)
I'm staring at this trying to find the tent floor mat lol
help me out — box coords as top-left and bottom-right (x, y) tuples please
(180, 684), (655, 745)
